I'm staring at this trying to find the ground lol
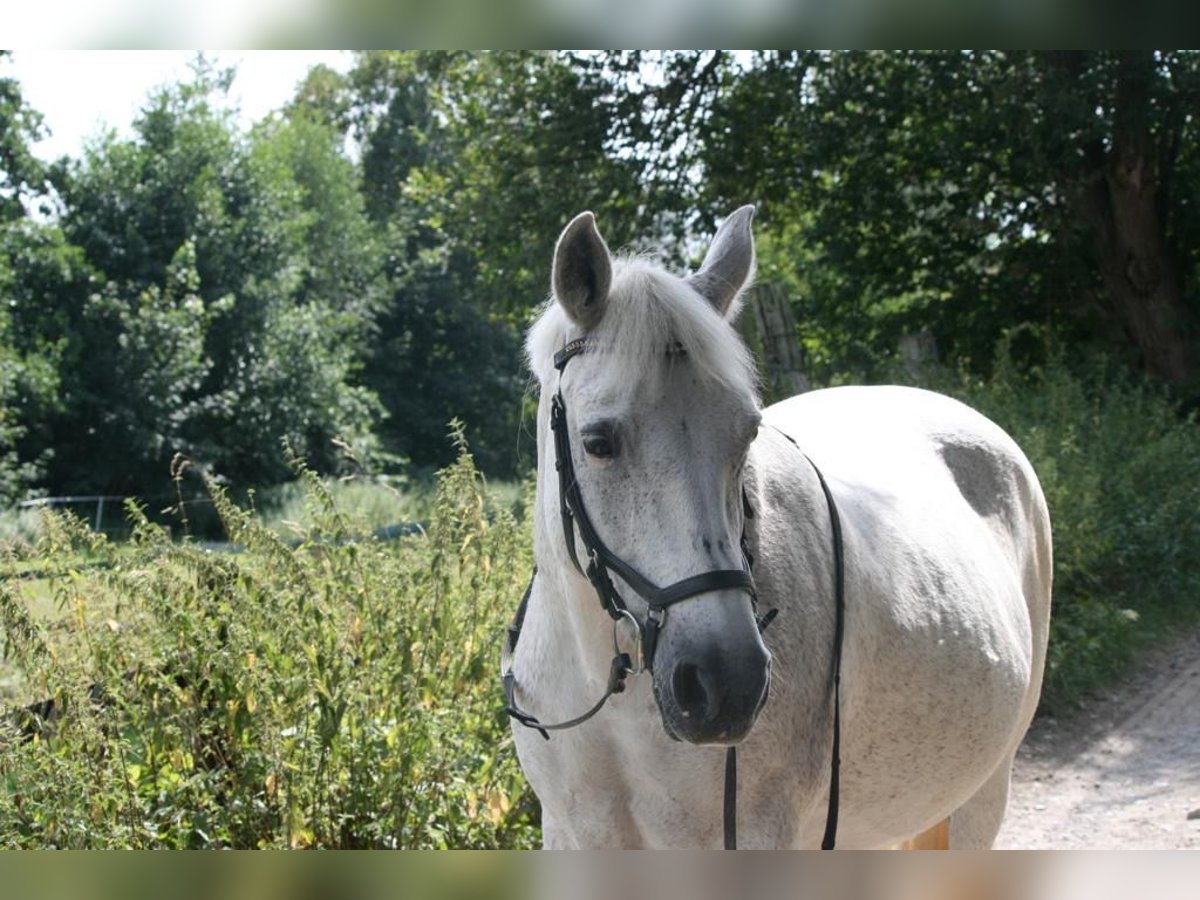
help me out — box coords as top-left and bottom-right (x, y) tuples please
(995, 625), (1200, 849)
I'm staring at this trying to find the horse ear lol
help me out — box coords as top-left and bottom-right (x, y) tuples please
(552, 211), (612, 331)
(687, 205), (757, 318)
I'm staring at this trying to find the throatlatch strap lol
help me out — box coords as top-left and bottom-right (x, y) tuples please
(505, 568), (536, 658)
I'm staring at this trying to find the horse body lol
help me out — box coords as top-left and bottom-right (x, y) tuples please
(508, 209), (1051, 849)
(757, 386), (1051, 848)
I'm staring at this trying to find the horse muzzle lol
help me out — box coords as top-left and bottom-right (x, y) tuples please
(653, 631), (771, 745)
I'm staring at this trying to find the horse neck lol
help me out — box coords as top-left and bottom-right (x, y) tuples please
(744, 425), (845, 685)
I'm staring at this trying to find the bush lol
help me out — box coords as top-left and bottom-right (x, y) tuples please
(914, 341), (1200, 710)
(0, 431), (537, 848)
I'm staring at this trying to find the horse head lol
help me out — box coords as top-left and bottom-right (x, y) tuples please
(527, 207), (771, 745)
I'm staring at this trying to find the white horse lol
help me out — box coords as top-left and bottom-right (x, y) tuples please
(504, 206), (1052, 848)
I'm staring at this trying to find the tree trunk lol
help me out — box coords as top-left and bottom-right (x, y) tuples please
(1043, 51), (1196, 385)
(741, 283), (809, 397)
(1092, 148), (1193, 384)
(1093, 53), (1194, 383)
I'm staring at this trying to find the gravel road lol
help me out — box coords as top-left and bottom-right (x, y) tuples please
(995, 626), (1200, 849)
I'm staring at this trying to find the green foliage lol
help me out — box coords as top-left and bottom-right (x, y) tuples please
(0, 52), (48, 222)
(0, 223), (68, 502)
(690, 51), (1200, 385)
(254, 476), (432, 537)
(0, 57), (69, 499)
(0, 505), (44, 545)
(0, 334), (56, 505)
(912, 341), (1200, 709)
(199, 299), (383, 488)
(248, 108), (381, 323)
(363, 238), (524, 477)
(0, 436), (537, 848)
(346, 53), (549, 475)
(699, 53), (1051, 372)
(38, 65), (383, 493)
(342, 50), (732, 474)
(398, 52), (670, 311)
(56, 242), (210, 493)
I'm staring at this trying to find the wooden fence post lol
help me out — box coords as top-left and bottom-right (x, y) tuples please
(741, 283), (809, 398)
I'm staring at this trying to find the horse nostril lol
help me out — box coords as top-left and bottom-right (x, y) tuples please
(672, 661), (713, 722)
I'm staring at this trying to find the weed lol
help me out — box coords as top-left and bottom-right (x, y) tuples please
(0, 433), (537, 848)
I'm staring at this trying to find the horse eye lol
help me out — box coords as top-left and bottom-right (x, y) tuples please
(582, 432), (616, 459)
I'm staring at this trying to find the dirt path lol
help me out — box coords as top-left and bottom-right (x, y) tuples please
(995, 626), (1200, 849)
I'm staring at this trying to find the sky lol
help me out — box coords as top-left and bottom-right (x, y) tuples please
(4, 51), (353, 163)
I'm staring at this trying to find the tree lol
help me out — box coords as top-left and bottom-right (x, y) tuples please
(0, 252), (61, 502)
(339, 51), (695, 474)
(46, 64), (382, 492)
(1034, 51), (1199, 385)
(53, 243), (210, 493)
(694, 51), (1200, 385)
(0, 51), (48, 223)
(0, 54), (62, 500)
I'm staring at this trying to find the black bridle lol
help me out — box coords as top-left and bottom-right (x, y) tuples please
(503, 336), (846, 850)
(549, 337), (761, 672)
(503, 337), (762, 734)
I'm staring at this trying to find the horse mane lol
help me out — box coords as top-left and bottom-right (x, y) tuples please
(526, 256), (760, 403)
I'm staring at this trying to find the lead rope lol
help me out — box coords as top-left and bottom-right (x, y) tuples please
(807, 452), (846, 851)
(724, 440), (845, 850)
(724, 746), (738, 849)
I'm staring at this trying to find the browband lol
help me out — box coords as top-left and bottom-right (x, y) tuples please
(553, 337), (594, 371)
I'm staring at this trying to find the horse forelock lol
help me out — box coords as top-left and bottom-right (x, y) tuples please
(526, 257), (760, 404)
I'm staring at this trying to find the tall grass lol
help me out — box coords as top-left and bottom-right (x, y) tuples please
(0, 430), (537, 848)
(0, 506), (46, 546)
(252, 477), (432, 537)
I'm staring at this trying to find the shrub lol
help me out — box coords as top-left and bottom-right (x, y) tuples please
(0, 429), (537, 848)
